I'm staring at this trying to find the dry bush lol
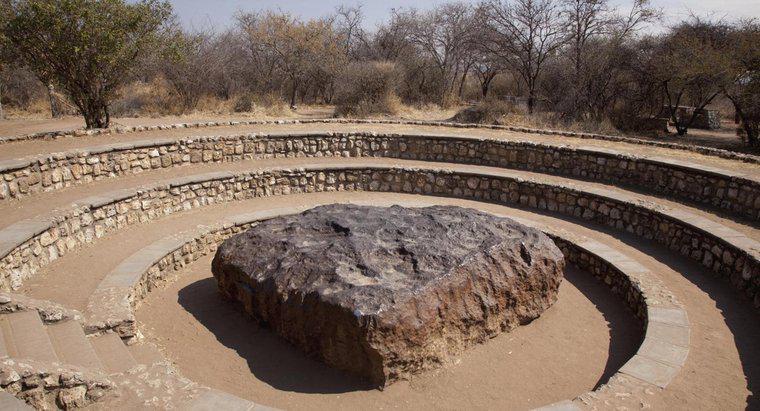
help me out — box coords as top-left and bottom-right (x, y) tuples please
(1, 66), (46, 110)
(255, 93), (290, 116)
(110, 78), (177, 117)
(393, 102), (461, 121)
(110, 78), (294, 118)
(503, 111), (620, 135)
(334, 61), (402, 117)
(233, 94), (254, 113)
(1, 97), (51, 119)
(234, 92), (290, 116)
(451, 100), (518, 124)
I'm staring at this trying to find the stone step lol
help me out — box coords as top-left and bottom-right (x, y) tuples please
(46, 320), (104, 370)
(128, 341), (165, 366)
(89, 333), (137, 374)
(0, 311), (58, 363)
(0, 324), (8, 359)
(0, 391), (33, 410)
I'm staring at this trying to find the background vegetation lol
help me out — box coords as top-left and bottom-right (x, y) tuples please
(0, 0), (758, 147)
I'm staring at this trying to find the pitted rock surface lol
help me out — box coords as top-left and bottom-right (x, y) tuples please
(212, 204), (565, 386)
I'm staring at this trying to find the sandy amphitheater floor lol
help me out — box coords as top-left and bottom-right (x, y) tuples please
(127, 193), (759, 411)
(0, 118), (758, 410)
(138, 259), (637, 411)
(14, 190), (756, 409)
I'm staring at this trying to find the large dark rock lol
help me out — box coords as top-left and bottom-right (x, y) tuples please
(212, 205), (565, 386)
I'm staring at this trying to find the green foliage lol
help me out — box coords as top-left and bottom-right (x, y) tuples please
(1, 0), (172, 128)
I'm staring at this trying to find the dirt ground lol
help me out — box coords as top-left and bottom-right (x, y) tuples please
(0, 106), (458, 138)
(0, 110), (752, 154)
(137, 258), (639, 411)
(81, 192), (754, 411)
(15, 188), (758, 410)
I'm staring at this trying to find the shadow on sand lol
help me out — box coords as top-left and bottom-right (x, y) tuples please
(177, 266), (641, 395)
(562, 267), (642, 389)
(177, 277), (376, 394)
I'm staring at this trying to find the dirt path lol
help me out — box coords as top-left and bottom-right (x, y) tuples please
(2, 122), (758, 176)
(0, 110), (340, 137)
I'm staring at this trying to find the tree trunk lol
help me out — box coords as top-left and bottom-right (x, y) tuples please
(729, 96), (759, 148)
(744, 122), (758, 148)
(48, 84), (60, 118)
(527, 89), (535, 115)
(480, 72), (496, 99)
(289, 79), (298, 109)
(675, 122), (688, 136)
(0, 79), (4, 120)
(81, 99), (110, 129)
(670, 108), (688, 136)
(458, 72), (468, 99)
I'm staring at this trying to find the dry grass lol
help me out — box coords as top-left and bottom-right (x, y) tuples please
(501, 112), (621, 135)
(394, 103), (461, 121)
(109, 79), (176, 117)
(451, 101), (519, 124)
(109, 80), (301, 119)
(1, 98), (52, 119)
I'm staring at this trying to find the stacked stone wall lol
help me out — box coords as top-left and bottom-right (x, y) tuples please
(2, 133), (758, 220)
(2, 166), (757, 307)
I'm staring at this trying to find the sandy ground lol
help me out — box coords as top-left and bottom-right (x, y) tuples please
(1, 122), (758, 177)
(17, 191), (758, 410)
(0, 112), (751, 153)
(137, 258), (639, 411)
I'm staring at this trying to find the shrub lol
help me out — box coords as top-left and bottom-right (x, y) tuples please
(110, 79), (176, 117)
(334, 61), (402, 117)
(0, 66), (45, 110)
(451, 100), (517, 124)
(2, 0), (172, 128)
(233, 94), (253, 113)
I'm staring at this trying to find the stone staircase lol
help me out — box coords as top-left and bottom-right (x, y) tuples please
(0, 309), (127, 408)
(0, 311), (136, 376)
(0, 304), (269, 410)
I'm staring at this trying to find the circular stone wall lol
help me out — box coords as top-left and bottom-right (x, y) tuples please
(212, 204), (565, 386)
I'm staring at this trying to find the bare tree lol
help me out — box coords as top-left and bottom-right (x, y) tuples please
(469, 8), (505, 99)
(237, 12), (345, 108)
(560, 0), (656, 119)
(371, 10), (443, 103)
(652, 17), (732, 135)
(482, 0), (568, 114)
(162, 29), (225, 110)
(393, 3), (477, 104)
(724, 19), (760, 147)
(334, 5), (368, 60)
